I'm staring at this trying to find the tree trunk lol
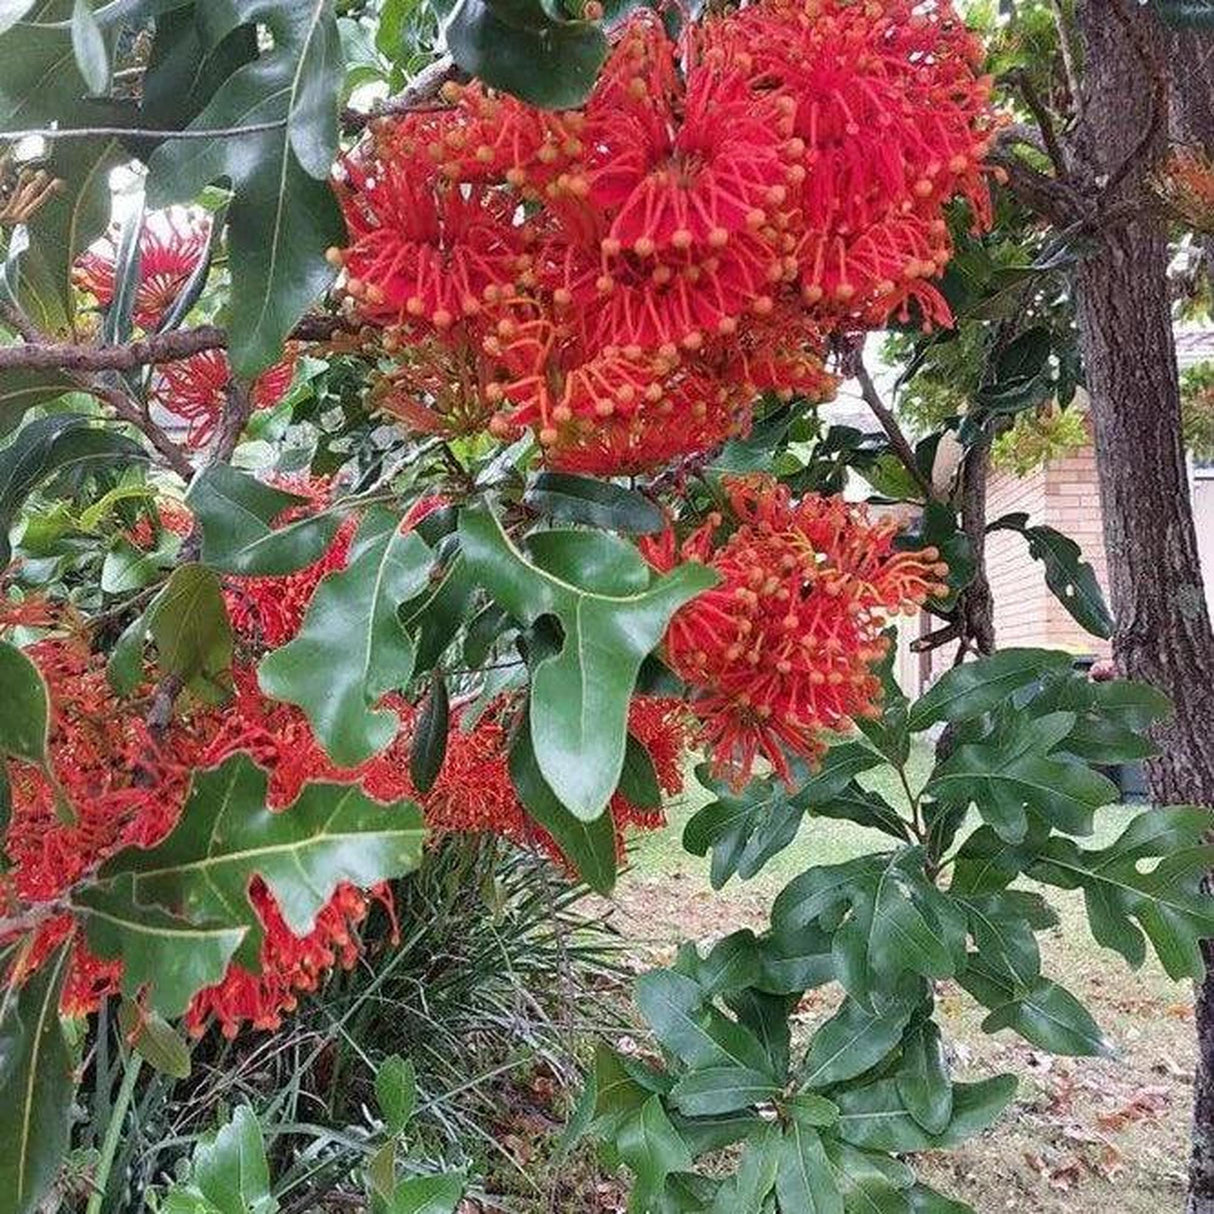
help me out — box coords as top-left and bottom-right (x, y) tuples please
(1073, 6), (1214, 1209)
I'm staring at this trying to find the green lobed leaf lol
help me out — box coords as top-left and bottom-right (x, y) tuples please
(98, 752), (426, 970)
(0, 639), (48, 763)
(460, 505), (715, 819)
(0, 945), (74, 1214)
(146, 1), (346, 374)
(635, 969), (774, 1076)
(821, 1137), (915, 1214)
(801, 995), (915, 1090)
(907, 649), (1071, 732)
(507, 714), (617, 894)
(958, 963), (1112, 1057)
(619, 733), (663, 809)
(446, 0), (608, 110)
(376, 1054), (417, 1135)
(148, 564), (234, 703)
(161, 1105), (275, 1214)
(186, 464), (343, 575)
(926, 711), (1118, 842)
(259, 508), (434, 767)
(1029, 806), (1214, 980)
(988, 515), (1112, 639)
(895, 1021), (953, 1135)
(523, 472), (665, 534)
(77, 874), (246, 1019)
(707, 1124), (780, 1214)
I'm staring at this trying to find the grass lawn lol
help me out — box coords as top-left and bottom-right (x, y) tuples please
(598, 741), (1197, 1214)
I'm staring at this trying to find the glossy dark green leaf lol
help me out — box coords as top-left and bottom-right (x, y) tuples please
(507, 714), (617, 894)
(635, 969), (773, 1075)
(186, 464), (343, 575)
(775, 1122), (843, 1214)
(524, 472), (665, 534)
(0, 639), (48, 762)
(0, 944), (73, 1214)
(927, 711), (1118, 842)
(754, 927), (835, 995)
(98, 753), (426, 970)
(821, 1138), (914, 1214)
(461, 505), (714, 819)
(708, 1124), (779, 1214)
(146, 2), (346, 374)
(896, 1021), (952, 1134)
(260, 510), (433, 766)
(446, 0), (608, 110)
(1030, 806), (1214, 980)
(376, 1054), (417, 1135)
(683, 767), (804, 890)
(148, 564), (233, 703)
(907, 649), (1071, 732)
(774, 851), (966, 1007)
(959, 962), (1112, 1057)
(670, 1067), (781, 1117)
(101, 535), (167, 595)
(0, 369), (74, 436)
(834, 1074), (1016, 1153)
(988, 515), (1112, 639)
(679, 930), (763, 996)
(117, 1002), (192, 1079)
(0, 416), (146, 564)
(400, 556), (477, 672)
(77, 874), (245, 1019)
(70, 0), (108, 94)
(618, 733), (663, 809)
(410, 673), (448, 795)
(726, 988), (794, 1079)
(801, 996), (915, 1090)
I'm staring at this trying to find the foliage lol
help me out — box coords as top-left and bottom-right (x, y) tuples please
(0, 0), (1183, 1210)
(584, 654), (1200, 1211)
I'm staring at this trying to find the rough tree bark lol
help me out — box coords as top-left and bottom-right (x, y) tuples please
(1071, 6), (1214, 1209)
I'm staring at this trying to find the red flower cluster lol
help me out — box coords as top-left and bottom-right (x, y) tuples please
(643, 477), (948, 783)
(150, 348), (296, 449)
(333, 0), (992, 474)
(1, 640), (683, 1036)
(73, 209), (209, 329)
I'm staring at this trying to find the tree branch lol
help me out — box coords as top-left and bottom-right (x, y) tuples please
(846, 351), (936, 500)
(0, 120), (288, 143)
(0, 323), (227, 372)
(85, 375), (195, 481)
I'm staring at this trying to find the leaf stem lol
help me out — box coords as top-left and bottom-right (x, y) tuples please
(87, 1048), (144, 1214)
(0, 120), (289, 143)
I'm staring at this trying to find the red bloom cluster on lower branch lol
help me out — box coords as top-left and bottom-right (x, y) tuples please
(643, 478), (949, 785)
(1, 641), (685, 1039)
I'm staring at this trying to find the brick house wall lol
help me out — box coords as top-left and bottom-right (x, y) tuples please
(904, 436), (1113, 696)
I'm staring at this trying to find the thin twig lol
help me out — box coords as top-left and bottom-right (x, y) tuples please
(1010, 68), (1068, 178)
(83, 376), (195, 480)
(0, 120), (288, 143)
(1050, 0), (1083, 115)
(849, 354), (936, 500)
(341, 55), (459, 131)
